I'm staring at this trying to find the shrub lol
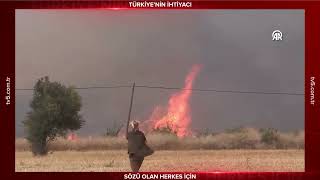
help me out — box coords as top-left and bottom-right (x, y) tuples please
(260, 128), (280, 147)
(103, 121), (123, 137)
(151, 125), (177, 136)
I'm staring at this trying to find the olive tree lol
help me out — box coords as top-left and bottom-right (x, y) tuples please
(23, 76), (84, 155)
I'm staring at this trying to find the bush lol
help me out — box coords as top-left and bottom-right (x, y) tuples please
(260, 128), (280, 147)
(225, 126), (246, 134)
(103, 121), (123, 137)
(196, 128), (216, 137)
(151, 125), (178, 136)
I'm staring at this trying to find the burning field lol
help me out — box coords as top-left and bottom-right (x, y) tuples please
(15, 65), (305, 172)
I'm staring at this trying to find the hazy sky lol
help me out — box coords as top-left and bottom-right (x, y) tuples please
(15, 10), (305, 137)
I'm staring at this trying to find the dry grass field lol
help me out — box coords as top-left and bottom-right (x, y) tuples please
(15, 128), (305, 151)
(15, 150), (304, 172)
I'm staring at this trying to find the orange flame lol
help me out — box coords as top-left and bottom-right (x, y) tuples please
(149, 65), (201, 137)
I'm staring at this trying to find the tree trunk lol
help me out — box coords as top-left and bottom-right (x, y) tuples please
(31, 138), (48, 156)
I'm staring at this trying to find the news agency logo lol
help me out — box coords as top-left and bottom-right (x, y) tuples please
(272, 30), (283, 41)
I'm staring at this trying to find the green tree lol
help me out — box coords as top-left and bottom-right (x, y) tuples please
(23, 76), (84, 155)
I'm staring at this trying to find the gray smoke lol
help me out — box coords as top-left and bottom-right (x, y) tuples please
(16, 10), (304, 137)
